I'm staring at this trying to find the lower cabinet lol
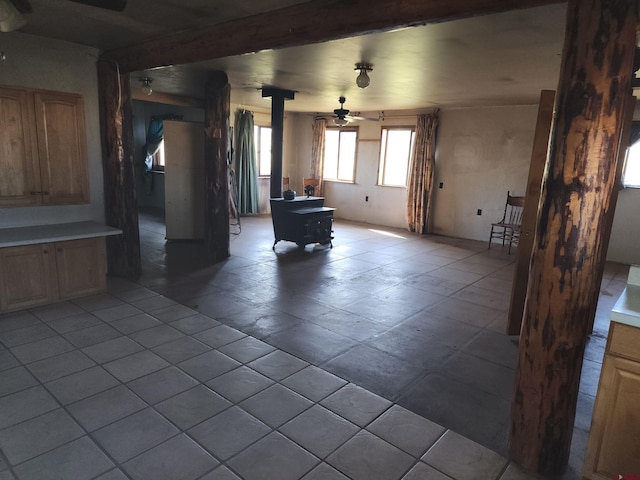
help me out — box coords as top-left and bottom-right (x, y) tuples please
(583, 322), (640, 479)
(0, 237), (106, 312)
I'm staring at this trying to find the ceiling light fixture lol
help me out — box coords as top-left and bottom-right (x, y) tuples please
(0, 0), (26, 32)
(140, 77), (153, 95)
(355, 62), (373, 89)
(334, 117), (349, 127)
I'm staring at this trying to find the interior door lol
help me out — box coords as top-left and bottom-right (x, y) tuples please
(163, 120), (205, 240)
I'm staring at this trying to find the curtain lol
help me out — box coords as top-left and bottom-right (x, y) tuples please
(233, 110), (259, 214)
(407, 110), (440, 234)
(310, 118), (326, 196)
(141, 114), (181, 194)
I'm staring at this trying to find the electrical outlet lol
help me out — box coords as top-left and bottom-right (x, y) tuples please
(439, 182), (444, 189)
(365, 196), (369, 202)
(477, 209), (482, 215)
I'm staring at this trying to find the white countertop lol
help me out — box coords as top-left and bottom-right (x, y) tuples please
(0, 221), (122, 248)
(611, 265), (640, 328)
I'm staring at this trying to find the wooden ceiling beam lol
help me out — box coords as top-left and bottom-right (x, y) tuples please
(101, 0), (566, 73)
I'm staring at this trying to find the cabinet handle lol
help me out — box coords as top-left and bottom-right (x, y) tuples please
(43, 192), (50, 195)
(30, 191), (41, 195)
(43, 249), (48, 254)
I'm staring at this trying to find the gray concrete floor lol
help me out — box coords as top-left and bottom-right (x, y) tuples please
(136, 209), (628, 478)
(0, 209), (626, 480)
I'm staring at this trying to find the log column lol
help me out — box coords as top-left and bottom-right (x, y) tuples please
(509, 0), (637, 475)
(97, 60), (141, 278)
(203, 71), (231, 262)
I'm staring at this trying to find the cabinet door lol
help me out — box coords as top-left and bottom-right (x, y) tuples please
(583, 354), (640, 479)
(0, 244), (57, 312)
(33, 92), (89, 205)
(0, 87), (40, 207)
(55, 238), (106, 300)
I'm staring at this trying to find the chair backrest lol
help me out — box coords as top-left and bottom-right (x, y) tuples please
(303, 177), (320, 187)
(283, 177), (290, 190)
(302, 177), (320, 196)
(504, 191), (525, 226)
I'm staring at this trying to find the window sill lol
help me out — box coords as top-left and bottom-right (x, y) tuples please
(323, 179), (355, 184)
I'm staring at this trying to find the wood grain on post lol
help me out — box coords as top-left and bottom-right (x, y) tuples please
(97, 60), (141, 278)
(509, 0), (637, 474)
(203, 71), (231, 262)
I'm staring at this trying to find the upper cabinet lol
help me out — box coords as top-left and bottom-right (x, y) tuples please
(0, 86), (89, 207)
(0, 87), (39, 207)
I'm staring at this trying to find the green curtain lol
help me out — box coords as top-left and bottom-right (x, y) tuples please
(233, 110), (259, 214)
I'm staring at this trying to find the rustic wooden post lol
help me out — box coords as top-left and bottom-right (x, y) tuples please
(585, 92), (636, 334)
(507, 90), (555, 336)
(203, 71), (231, 262)
(97, 60), (141, 278)
(262, 88), (295, 198)
(509, 0), (637, 475)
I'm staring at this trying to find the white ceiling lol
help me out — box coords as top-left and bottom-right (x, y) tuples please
(11, 0), (568, 114)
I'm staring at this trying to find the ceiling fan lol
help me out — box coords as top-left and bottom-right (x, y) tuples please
(319, 96), (379, 127)
(1, 0), (127, 32)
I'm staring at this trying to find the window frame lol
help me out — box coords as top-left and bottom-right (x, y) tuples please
(377, 126), (416, 187)
(622, 141), (640, 188)
(152, 139), (165, 172)
(322, 126), (359, 183)
(254, 124), (272, 177)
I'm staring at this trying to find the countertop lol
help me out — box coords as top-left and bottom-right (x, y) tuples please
(611, 265), (640, 328)
(0, 221), (122, 248)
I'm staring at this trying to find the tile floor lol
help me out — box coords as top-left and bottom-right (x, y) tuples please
(0, 210), (628, 480)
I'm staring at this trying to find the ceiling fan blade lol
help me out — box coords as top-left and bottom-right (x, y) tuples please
(8, 0), (31, 14)
(349, 114), (380, 122)
(68, 0), (127, 11)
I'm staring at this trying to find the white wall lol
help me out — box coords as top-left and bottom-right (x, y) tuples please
(608, 188), (640, 265)
(295, 115), (416, 228)
(432, 106), (537, 240)
(0, 32), (103, 228)
(288, 104), (640, 265)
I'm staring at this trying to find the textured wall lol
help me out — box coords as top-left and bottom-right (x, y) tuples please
(0, 32), (102, 228)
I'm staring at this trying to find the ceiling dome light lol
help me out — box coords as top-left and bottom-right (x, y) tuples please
(334, 117), (349, 127)
(355, 63), (373, 89)
(140, 77), (153, 95)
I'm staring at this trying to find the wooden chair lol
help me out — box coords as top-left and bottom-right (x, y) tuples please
(283, 177), (290, 191)
(302, 177), (320, 197)
(489, 191), (525, 254)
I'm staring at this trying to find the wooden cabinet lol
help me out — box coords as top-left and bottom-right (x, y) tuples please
(34, 92), (89, 205)
(0, 243), (57, 312)
(0, 87), (39, 207)
(55, 238), (106, 300)
(0, 85), (89, 207)
(0, 237), (106, 313)
(583, 321), (640, 479)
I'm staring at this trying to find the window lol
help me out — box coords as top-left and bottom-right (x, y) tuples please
(323, 128), (358, 182)
(153, 139), (165, 171)
(623, 142), (640, 187)
(254, 125), (272, 176)
(378, 127), (415, 186)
